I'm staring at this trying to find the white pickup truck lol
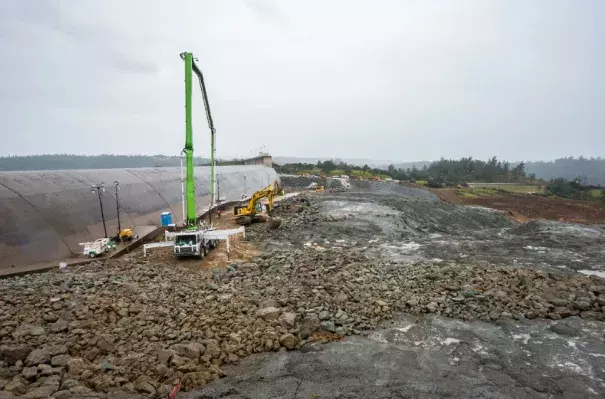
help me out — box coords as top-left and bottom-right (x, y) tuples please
(80, 238), (116, 258)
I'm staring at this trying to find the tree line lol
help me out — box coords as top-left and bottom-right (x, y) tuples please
(408, 157), (528, 185)
(545, 178), (605, 202)
(276, 157), (529, 186)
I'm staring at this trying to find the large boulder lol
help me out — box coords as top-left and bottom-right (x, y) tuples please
(268, 217), (282, 229)
(170, 343), (205, 360)
(25, 348), (50, 367)
(279, 333), (299, 350)
(0, 345), (31, 365)
(256, 307), (282, 320)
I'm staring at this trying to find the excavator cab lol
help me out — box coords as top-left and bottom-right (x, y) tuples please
(233, 180), (281, 225)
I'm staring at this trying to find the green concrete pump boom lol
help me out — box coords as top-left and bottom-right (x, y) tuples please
(180, 51), (217, 227)
(181, 52), (196, 226)
(192, 57), (217, 209)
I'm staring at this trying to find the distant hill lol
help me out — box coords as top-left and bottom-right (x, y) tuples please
(525, 157), (605, 185)
(0, 154), (211, 171)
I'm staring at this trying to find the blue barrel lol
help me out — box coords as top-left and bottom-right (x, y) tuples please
(160, 212), (172, 226)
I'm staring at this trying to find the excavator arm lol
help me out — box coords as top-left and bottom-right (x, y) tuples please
(273, 180), (283, 196)
(233, 180), (281, 218)
(234, 186), (273, 216)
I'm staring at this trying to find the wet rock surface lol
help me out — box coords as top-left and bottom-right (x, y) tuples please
(2, 184), (605, 398)
(261, 186), (605, 275)
(186, 314), (605, 399)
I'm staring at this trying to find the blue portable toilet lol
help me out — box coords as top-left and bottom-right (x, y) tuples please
(160, 212), (172, 226)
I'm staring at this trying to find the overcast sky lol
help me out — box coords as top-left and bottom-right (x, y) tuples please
(0, 0), (603, 162)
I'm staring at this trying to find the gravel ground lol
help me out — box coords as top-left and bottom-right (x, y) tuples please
(1, 186), (605, 398)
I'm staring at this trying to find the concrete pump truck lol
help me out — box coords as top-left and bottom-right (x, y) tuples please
(172, 51), (217, 259)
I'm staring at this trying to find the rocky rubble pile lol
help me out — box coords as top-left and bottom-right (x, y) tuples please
(3, 194), (605, 398)
(279, 175), (326, 190)
(273, 195), (333, 224)
(2, 244), (605, 397)
(278, 175), (347, 192)
(1, 259), (300, 398)
(324, 179), (349, 192)
(249, 195), (337, 243)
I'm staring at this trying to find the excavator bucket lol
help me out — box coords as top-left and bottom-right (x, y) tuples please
(267, 217), (282, 229)
(254, 214), (270, 223)
(235, 216), (252, 226)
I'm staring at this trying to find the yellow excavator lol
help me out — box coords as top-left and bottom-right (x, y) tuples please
(233, 180), (283, 225)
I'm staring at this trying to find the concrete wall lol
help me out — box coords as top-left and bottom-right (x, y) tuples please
(244, 155), (273, 167)
(0, 165), (278, 268)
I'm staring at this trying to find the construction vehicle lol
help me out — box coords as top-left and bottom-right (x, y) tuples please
(275, 180), (285, 196)
(118, 228), (135, 242)
(233, 180), (281, 225)
(172, 51), (217, 259)
(173, 230), (215, 259)
(315, 185), (325, 193)
(80, 238), (116, 258)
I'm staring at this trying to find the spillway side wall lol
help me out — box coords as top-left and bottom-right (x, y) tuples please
(0, 165), (278, 268)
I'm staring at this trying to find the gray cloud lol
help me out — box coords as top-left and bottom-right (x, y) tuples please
(0, 0), (603, 162)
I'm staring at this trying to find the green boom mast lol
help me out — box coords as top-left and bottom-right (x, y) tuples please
(180, 51), (217, 227)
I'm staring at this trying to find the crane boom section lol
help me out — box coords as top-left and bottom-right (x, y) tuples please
(183, 52), (197, 226)
(191, 59), (217, 206)
(191, 61), (215, 136)
(180, 51), (219, 226)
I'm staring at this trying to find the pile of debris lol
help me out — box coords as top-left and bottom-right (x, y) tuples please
(2, 192), (605, 398)
(2, 244), (605, 397)
(278, 175), (326, 190)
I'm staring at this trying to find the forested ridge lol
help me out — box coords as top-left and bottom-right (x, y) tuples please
(276, 156), (530, 185)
